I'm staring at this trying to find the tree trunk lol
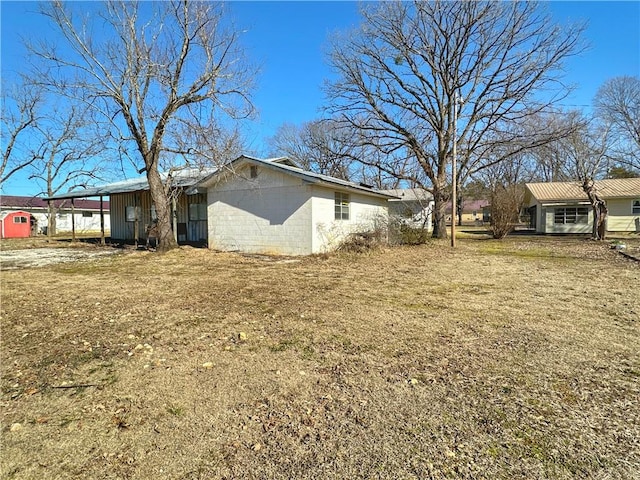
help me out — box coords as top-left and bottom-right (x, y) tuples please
(147, 168), (178, 252)
(431, 183), (448, 239)
(583, 179), (608, 241)
(47, 202), (57, 236)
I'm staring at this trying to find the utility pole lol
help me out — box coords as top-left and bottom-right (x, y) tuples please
(451, 92), (458, 248)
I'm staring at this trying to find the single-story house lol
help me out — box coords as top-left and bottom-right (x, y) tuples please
(524, 178), (640, 234)
(0, 195), (110, 235)
(446, 198), (490, 225)
(0, 210), (32, 238)
(46, 155), (396, 255)
(380, 188), (434, 230)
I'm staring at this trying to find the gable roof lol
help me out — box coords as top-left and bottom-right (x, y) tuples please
(196, 155), (398, 199)
(42, 155), (397, 201)
(526, 178), (640, 202)
(1, 195), (109, 210)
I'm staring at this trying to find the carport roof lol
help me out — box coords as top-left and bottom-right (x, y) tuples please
(44, 167), (219, 200)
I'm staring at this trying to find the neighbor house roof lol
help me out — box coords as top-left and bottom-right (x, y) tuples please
(526, 178), (640, 202)
(379, 188), (433, 202)
(1, 195), (109, 210)
(196, 155), (398, 199)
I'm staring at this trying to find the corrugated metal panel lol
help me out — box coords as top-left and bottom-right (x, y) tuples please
(526, 178), (640, 202)
(111, 190), (208, 243)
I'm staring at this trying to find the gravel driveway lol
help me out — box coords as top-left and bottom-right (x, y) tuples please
(0, 247), (121, 270)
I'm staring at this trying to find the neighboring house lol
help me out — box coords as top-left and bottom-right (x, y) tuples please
(524, 178), (640, 234)
(446, 199), (490, 225)
(0, 210), (32, 238)
(0, 195), (110, 234)
(380, 188), (434, 230)
(45, 155), (395, 255)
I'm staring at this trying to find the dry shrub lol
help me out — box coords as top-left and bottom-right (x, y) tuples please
(490, 184), (523, 239)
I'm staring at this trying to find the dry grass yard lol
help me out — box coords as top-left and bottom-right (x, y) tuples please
(1, 236), (639, 479)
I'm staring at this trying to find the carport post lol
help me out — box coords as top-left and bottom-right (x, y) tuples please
(71, 199), (76, 242)
(100, 196), (105, 245)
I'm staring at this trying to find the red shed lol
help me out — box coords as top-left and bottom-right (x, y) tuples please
(0, 210), (32, 238)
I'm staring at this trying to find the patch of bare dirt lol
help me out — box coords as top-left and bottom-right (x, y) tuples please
(0, 247), (122, 270)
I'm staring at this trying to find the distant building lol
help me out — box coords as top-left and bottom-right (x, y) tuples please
(0, 195), (110, 234)
(524, 178), (640, 234)
(380, 188), (434, 230)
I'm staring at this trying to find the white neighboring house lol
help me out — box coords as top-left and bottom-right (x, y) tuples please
(195, 156), (395, 255)
(524, 178), (640, 234)
(0, 195), (110, 234)
(380, 188), (434, 230)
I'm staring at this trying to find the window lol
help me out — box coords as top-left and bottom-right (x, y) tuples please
(82, 211), (93, 218)
(334, 192), (350, 220)
(13, 216), (28, 224)
(125, 205), (142, 222)
(633, 200), (640, 214)
(150, 205), (157, 221)
(554, 206), (589, 224)
(189, 203), (207, 221)
(250, 165), (258, 179)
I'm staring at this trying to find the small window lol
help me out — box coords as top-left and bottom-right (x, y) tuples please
(250, 165), (258, 179)
(189, 203), (207, 221)
(82, 211), (93, 218)
(334, 192), (350, 220)
(125, 205), (142, 222)
(633, 200), (640, 214)
(13, 216), (28, 224)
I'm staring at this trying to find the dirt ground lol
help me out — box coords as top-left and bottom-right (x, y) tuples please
(1, 235), (639, 479)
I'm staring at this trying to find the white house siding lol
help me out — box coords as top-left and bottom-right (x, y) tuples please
(30, 210), (109, 234)
(207, 167), (314, 255)
(311, 189), (388, 253)
(110, 191), (208, 242)
(606, 198), (640, 232)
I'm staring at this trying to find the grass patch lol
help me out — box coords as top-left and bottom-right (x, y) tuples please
(1, 237), (638, 479)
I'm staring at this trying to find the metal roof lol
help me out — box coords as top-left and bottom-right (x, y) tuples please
(379, 188), (432, 202)
(196, 155), (398, 199)
(526, 178), (640, 202)
(43, 155), (399, 201)
(44, 167), (219, 200)
(1, 195), (109, 210)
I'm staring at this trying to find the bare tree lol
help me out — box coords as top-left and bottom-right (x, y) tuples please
(1, 81), (43, 185)
(268, 120), (358, 180)
(30, 1), (256, 251)
(27, 103), (106, 235)
(594, 76), (640, 171)
(325, 1), (584, 238)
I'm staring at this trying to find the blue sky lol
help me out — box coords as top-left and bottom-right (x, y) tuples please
(1, 1), (639, 196)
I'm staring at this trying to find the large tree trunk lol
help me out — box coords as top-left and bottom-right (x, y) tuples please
(431, 182), (448, 239)
(147, 168), (178, 252)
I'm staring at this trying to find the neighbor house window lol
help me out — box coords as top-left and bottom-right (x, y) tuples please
(250, 165), (258, 179)
(335, 192), (350, 220)
(150, 205), (157, 221)
(189, 203), (207, 221)
(82, 211), (93, 218)
(633, 200), (640, 214)
(13, 216), (28, 224)
(125, 206), (142, 222)
(554, 206), (588, 224)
